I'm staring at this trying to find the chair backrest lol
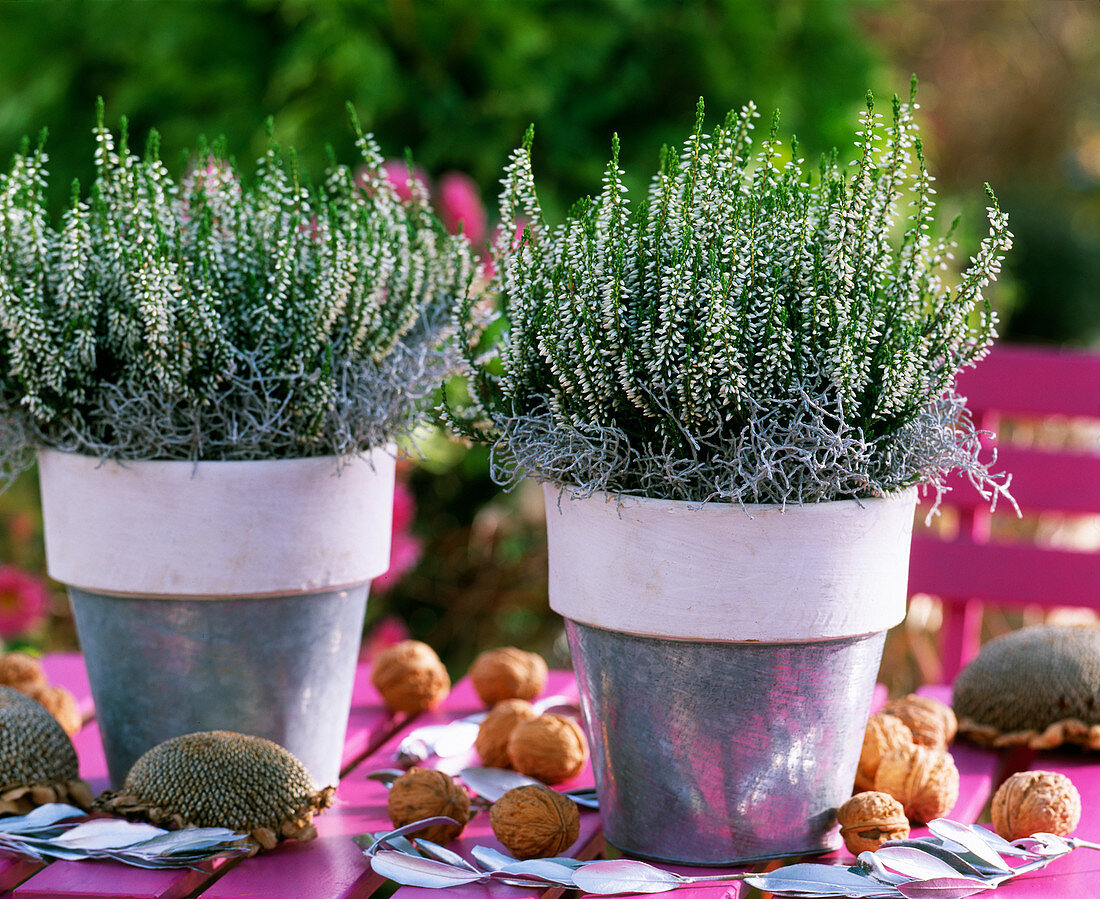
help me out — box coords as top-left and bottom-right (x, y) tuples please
(907, 342), (1100, 680)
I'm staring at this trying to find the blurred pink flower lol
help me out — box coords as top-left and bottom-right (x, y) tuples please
(0, 567), (49, 637)
(481, 215), (531, 279)
(361, 615), (412, 665)
(437, 172), (488, 245)
(371, 479), (422, 594)
(381, 160), (432, 202)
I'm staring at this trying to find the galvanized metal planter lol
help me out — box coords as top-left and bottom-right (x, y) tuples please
(544, 485), (918, 866)
(38, 448), (396, 788)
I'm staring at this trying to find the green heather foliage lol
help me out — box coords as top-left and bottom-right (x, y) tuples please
(0, 103), (473, 475)
(452, 86), (1015, 507)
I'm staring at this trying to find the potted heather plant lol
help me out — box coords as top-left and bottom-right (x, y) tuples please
(0, 103), (473, 787)
(449, 84), (1012, 864)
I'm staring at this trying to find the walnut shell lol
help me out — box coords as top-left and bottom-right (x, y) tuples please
(371, 641), (450, 713)
(387, 768), (470, 844)
(476, 700), (538, 769)
(490, 784), (580, 859)
(27, 685), (81, 736)
(836, 791), (910, 855)
(0, 653), (47, 694)
(882, 694), (958, 749)
(470, 648), (549, 706)
(874, 744), (959, 823)
(991, 770), (1081, 840)
(508, 714), (588, 785)
(855, 713), (914, 792)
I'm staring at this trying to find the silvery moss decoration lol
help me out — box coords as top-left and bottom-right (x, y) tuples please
(0, 101), (474, 478)
(449, 80), (1013, 510)
(357, 815), (1100, 896)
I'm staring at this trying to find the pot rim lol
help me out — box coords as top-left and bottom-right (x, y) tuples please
(543, 483), (918, 643)
(37, 447), (397, 598)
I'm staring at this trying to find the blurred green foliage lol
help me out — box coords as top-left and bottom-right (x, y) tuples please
(0, 0), (888, 218)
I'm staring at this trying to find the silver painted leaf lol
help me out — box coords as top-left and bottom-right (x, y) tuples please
(52, 819), (167, 849)
(413, 838), (480, 872)
(564, 787), (601, 809)
(874, 846), (979, 881)
(471, 844), (514, 871)
(857, 851), (912, 886)
(460, 766), (540, 801)
(432, 720), (483, 758)
(965, 825), (1037, 859)
(571, 859), (684, 894)
(361, 817), (464, 856)
(926, 820), (1013, 873)
(744, 863), (900, 898)
(126, 828), (246, 856)
(369, 849), (488, 888)
(531, 695), (581, 716)
(0, 803), (85, 834)
(365, 768), (406, 786)
(896, 876), (994, 898)
(496, 858), (580, 886)
(875, 841), (995, 880)
(1014, 833), (1073, 857)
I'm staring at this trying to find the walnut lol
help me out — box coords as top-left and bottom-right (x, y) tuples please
(507, 714), (588, 785)
(836, 791), (910, 855)
(27, 685), (81, 736)
(991, 770), (1081, 840)
(476, 700), (538, 769)
(855, 713), (914, 792)
(882, 694), (957, 749)
(0, 653), (47, 693)
(490, 784), (580, 859)
(370, 641), (450, 713)
(874, 744), (959, 823)
(386, 768), (470, 844)
(470, 648), (548, 706)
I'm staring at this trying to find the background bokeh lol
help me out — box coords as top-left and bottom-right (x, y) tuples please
(0, 0), (1096, 682)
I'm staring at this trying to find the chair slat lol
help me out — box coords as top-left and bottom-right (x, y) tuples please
(926, 445), (1100, 516)
(909, 537), (1100, 610)
(955, 345), (1100, 419)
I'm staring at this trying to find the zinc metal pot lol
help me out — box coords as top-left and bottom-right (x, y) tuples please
(38, 448), (396, 788)
(544, 484), (918, 865)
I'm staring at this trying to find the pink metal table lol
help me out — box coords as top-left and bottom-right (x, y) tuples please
(2, 656), (1096, 898)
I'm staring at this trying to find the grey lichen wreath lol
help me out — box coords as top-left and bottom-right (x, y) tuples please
(0, 102), (474, 476)
(448, 80), (1014, 511)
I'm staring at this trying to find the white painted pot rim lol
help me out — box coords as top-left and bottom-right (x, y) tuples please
(38, 449), (396, 598)
(544, 484), (918, 643)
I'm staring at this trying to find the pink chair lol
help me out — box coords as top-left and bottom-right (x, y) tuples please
(907, 342), (1100, 682)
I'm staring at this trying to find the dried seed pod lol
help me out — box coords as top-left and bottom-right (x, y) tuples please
(0, 686), (93, 815)
(95, 731), (334, 851)
(874, 744), (959, 823)
(507, 714), (588, 785)
(470, 647), (548, 706)
(953, 626), (1100, 750)
(386, 768), (470, 845)
(991, 770), (1081, 840)
(371, 640), (450, 713)
(490, 783), (580, 859)
(476, 699), (538, 769)
(882, 694), (958, 749)
(836, 791), (910, 855)
(27, 685), (82, 736)
(0, 653), (47, 694)
(855, 713), (914, 792)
